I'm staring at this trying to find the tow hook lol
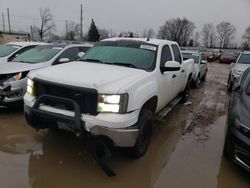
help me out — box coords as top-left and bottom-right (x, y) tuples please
(79, 132), (116, 177)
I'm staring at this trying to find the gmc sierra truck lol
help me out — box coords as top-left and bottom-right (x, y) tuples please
(24, 38), (194, 175)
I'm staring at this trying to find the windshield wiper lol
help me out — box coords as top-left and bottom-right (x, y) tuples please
(110, 62), (137, 68)
(81, 58), (104, 63)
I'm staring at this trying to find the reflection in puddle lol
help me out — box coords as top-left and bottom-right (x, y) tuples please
(155, 115), (227, 188)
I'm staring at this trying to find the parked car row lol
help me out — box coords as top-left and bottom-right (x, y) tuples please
(224, 50), (250, 172)
(0, 42), (93, 107)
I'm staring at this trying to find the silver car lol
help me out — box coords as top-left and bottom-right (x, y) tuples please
(0, 42), (47, 63)
(228, 51), (250, 91)
(0, 43), (93, 106)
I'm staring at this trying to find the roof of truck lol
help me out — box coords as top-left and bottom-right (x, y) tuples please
(101, 37), (178, 46)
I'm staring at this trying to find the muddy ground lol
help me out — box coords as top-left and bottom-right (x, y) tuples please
(0, 62), (249, 188)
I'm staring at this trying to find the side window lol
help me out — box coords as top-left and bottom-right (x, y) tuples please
(171, 44), (182, 64)
(201, 53), (206, 61)
(58, 47), (79, 61)
(160, 45), (172, 67)
(8, 45), (36, 61)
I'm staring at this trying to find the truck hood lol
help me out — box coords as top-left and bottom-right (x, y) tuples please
(0, 62), (49, 74)
(30, 62), (150, 93)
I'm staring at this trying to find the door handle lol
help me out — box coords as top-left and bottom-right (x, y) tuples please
(172, 74), (177, 78)
(181, 69), (185, 73)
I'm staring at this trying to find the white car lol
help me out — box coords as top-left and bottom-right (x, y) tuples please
(0, 42), (47, 63)
(182, 50), (208, 88)
(24, 38), (194, 158)
(228, 51), (250, 91)
(0, 43), (93, 106)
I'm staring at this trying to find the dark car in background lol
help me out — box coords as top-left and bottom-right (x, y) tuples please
(219, 51), (235, 63)
(206, 49), (221, 62)
(224, 67), (250, 171)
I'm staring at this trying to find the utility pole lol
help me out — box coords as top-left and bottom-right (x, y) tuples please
(66, 20), (68, 40)
(7, 8), (11, 33)
(80, 4), (83, 39)
(2, 13), (5, 31)
(30, 26), (33, 41)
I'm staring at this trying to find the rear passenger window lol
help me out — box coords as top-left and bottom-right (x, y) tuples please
(160, 45), (172, 67)
(171, 44), (182, 64)
(59, 47), (79, 61)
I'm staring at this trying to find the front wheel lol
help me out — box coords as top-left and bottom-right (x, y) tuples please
(127, 109), (153, 158)
(194, 75), (201, 88)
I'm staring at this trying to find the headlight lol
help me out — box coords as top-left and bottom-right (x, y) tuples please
(27, 78), (34, 96)
(233, 69), (243, 77)
(97, 94), (128, 113)
(3, 72), (23, 84)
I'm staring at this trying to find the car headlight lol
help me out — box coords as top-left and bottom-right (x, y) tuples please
(233, 69), (243, 77)
(97, 94), (128, 113)
(27, 78), (34, 96)
(3, 72), (23, 84)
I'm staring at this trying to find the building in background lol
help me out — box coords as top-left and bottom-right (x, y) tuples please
(0, 31), (30, 44)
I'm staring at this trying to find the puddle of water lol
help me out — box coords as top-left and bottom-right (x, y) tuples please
(0, 151), (30, 188)
(154, 115), (227, 188)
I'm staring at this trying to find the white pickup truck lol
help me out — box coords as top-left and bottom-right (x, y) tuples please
(24, 38), (194, 160)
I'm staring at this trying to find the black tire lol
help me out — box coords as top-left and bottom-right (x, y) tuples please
(227, 75), (232, 91)
(127, 109), (153, 158)
(181, 79), (191, 103)
(223, 131), (234, 159)
(194, 75), (201, 88)
(201, 72), (207, 82)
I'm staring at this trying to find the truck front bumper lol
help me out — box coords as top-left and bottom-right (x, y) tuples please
(24, 94), (140, 147)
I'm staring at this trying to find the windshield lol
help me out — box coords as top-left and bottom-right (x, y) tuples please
(0, 44), (21, 57)
(182, 53), (199, 63)
(12, 46), (63, 63)
(238, 54), (250, 64)
(80, 41), (157, 71)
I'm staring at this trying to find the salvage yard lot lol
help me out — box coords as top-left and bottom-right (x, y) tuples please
(0, 62), (249, 188)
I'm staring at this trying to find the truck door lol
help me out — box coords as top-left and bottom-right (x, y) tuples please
(158, 45), (175, 109)
(171, 44), (185, 97)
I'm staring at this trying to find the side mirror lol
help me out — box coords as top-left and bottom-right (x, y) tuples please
(201, 60), (207, 64)
(78, 52), (85, 58)
(58, 58), (70, 63)
(161, 61), (181, 72)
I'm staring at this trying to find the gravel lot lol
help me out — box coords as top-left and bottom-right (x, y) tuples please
(0, 62), (249, 188)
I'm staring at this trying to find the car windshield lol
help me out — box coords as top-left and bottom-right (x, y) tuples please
(223, 51), (234, 56)
(238, 54), (250, 64)
(182, 53), (199, 63)
(80, 41), (157, 71)
(0, 44), (21, 57)
(12, 46), (63, 63)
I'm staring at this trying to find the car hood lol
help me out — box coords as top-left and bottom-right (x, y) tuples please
(0, 62), (50, 74)
(0, 57), (8, 63)
(30, 62), (150, 93)
(234, 63), (250, 71)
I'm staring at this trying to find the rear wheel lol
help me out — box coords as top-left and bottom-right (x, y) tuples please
(181, 79), (191, 103)
(127, 109), (153, 158)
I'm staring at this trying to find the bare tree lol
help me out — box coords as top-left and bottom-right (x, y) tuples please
(157, 17), (195, 46)
(67, 21), (80, 40)
(216, 21), (236, 48)
(201, 23), (217, 47)
(242, 26), (250, 49)
(193, 31), (200, 46)
(38, 7), (55, 40)
(142, 28), (155, 38)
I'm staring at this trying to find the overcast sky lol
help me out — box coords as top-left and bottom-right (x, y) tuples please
(0, 0), (250, 43)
